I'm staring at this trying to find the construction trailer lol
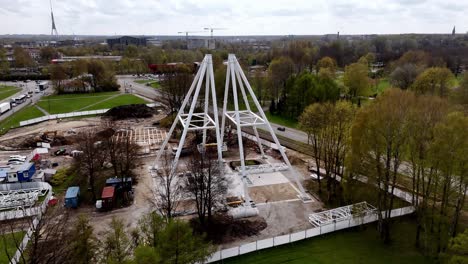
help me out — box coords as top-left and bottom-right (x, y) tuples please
(105, 177), (132, 192)
(101, 186), (115, 211)
(64, 186), (80, 208)
(6, 162), (36, 183)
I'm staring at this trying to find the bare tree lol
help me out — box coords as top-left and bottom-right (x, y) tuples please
(1, 207), (74, 264)
(185, 149), (227, 226)
(75, 129), (107, 202)
(154, 151), (183, 219)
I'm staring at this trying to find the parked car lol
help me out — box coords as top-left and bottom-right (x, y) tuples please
(54, 148), (67, 156)
(7, 161), (23, 165)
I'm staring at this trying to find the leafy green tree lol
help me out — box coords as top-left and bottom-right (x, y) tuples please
(396, 50), (431, 68)
(450, 72), (468, 108)
(133, 212), (214, 264)
(136, 211), (165, 247)
(157, 219), (213, 264)
(411, 67), (455, 97)
(430, 112), (468, 252)
(133, 246), (161, 264)
(299, 101), (354, 200)
(68, 215), (98, 264)
(316, 56), (337, 76)
(40, 47), (58, 63)
(343, 62), (371, 98)
(446, 229), (468, 264)
(50, 64), (68, 93)
(268, 56), (295, 103)
(348, 88), (414, 243)
(389, 63), (421, 90)
(104, 217), (132, 264)
(0, 48), (10, 74)
(124, 45), (139, 58)
(13, 47), (34, 67)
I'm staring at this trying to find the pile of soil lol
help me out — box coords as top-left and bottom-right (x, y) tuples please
(191, 214), (267, 244)
(104, 104), (154, 120)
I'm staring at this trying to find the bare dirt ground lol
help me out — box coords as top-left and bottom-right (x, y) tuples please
(249, 183), (300, 203)
(78, 156), (156, 236)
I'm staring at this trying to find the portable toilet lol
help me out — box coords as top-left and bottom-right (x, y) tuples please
(101, 186), (115, 211)
(64, 186), (80, 208)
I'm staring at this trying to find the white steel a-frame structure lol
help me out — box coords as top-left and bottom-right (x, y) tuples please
(154, 54), (223, 174)
(221, 54), (310, 201)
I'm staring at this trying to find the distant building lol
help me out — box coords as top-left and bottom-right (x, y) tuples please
(147, 38), (162, 47)
(51, 56), (122, 64)
(106, 36), (147, 48)
(27, 48), (41, 60)
(187, 38), (215, 50)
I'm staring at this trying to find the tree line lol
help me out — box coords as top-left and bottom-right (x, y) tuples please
(1, 209), (213, 264)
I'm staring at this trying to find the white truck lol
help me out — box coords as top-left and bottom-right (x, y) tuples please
(0, 102), (11, 115)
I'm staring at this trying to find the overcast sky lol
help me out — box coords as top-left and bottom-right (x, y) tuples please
(0, 0), (466, 36)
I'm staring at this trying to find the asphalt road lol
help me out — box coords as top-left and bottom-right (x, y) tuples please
(117, 75), (161, 100)
(0, 81), (51, 122)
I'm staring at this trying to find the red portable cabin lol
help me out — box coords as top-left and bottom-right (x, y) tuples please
(101, 186), (115, 211)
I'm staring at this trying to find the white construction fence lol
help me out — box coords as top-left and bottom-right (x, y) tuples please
(19, 103), (159, 127)
(206, 205), (415, 263)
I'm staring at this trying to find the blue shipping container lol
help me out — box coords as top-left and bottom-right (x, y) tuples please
(65, 186), (80, 208)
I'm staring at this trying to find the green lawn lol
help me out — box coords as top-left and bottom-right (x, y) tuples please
(135, 79), (160, 89)
(36, 92), (120, 114)
(374, 79), (391, 94)
(0, 231), (25, 263)
(150, 82), (160, 89)
(0, 85), (21, 101)
(134, 79), (153, 84)
(37, 92), (148, 114)
(265, 111), (299, 129)
(219, 217), (431, 264)
(0, 105), (45, 134)
(84, 94), (148, 110)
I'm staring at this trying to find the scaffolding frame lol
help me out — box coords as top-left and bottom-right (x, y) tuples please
(154, 55), (223, 176)
(308, 202), (377, 227)
(220, 54), (310, 202)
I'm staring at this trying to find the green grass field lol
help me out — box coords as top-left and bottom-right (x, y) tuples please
(0, 105), (44, 134)
(374, 78), (391, 94)
(84, 94), (148, 110)
(0, 231), (25, 263)
(150, 82), (160, 89)
(135, 79), (160, 89)
(134, 79), (152, 84)
(265, 111), (299, 129)
(0, 85), (21, 101)
(219, 217), (431, 264)
(37, 92), (147, 114)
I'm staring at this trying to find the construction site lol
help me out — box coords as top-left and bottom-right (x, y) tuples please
(0, 54), (327, 254)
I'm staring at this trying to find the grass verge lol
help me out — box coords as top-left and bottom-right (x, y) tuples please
(218, 216), (431, 264)
(265, 111), (299, 129)
(83, 94), (148, 110)
(0, 231), (25, 263)
(0, 86), (21, 101)
(0, 105), (45, 134)
(36, 92), (148, 114)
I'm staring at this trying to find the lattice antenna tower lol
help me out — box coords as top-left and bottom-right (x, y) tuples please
(50, 0), (58, 38)
(154, 54), (223, 176)
(221, 54), (311, 202)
